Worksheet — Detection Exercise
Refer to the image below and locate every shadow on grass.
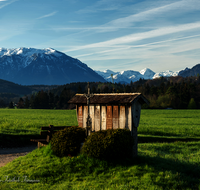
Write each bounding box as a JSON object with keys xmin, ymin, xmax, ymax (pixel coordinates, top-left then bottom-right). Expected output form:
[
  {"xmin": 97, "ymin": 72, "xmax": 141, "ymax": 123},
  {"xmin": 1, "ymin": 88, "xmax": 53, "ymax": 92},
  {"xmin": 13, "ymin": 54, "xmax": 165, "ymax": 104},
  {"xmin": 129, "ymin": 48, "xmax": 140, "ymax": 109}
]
[
  {"xmin": 0, "ymin": 133, "xmax": 41, "ymax": 148},
  {"xmin": 138, "ymin": 136, "xmax": 200, "ymax": 143},
  {"xmin": 138, "ymin": 154, "xmax": 200, "ymax": 189},
  {"xmin": 102, "ymin": 153, "xmax": 200, "ymax": 189}
]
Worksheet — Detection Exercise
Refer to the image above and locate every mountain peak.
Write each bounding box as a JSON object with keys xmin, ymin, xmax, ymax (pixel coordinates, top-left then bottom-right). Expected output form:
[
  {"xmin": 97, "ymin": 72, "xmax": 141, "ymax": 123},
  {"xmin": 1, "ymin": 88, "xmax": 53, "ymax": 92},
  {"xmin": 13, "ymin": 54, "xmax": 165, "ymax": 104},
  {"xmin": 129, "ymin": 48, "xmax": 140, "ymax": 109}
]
[
  {"xmin": 0, "ymin": 47, "xmax": 63, "ymax": 58},
  {"xmin": 140, "ymin": 68, "xmax": 155, "ymax": 76},
  {"xmin": 0, "ymin": 47, "xmax": 105, "ymax": 85}
]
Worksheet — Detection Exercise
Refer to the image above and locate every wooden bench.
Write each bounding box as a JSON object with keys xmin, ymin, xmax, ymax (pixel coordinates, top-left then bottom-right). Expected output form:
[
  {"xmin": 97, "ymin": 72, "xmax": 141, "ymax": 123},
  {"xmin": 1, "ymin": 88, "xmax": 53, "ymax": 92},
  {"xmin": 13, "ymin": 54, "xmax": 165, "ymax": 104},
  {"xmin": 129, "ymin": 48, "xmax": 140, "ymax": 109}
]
[{"xmin": 30, "ymin": 125, "xmax": 77, "ymax": 148}]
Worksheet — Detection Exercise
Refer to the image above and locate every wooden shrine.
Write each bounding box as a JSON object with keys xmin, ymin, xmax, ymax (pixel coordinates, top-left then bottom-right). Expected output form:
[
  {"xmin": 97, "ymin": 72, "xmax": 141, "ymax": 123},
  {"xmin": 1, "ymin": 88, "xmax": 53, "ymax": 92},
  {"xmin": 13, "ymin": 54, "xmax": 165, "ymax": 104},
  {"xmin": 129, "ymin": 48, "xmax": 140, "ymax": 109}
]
[{"xmin": 68, "ymin": 93, "xmax": 149, "ymax": 157}]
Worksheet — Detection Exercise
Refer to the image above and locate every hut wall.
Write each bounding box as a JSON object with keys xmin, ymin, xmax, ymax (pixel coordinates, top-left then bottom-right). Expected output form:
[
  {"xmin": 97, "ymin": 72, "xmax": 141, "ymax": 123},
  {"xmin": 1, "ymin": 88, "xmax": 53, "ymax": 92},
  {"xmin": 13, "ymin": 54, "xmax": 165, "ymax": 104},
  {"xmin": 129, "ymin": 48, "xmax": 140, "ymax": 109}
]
[{"xmin": 77, "ymin": 104, "xmax": 135, "ymax": 132}]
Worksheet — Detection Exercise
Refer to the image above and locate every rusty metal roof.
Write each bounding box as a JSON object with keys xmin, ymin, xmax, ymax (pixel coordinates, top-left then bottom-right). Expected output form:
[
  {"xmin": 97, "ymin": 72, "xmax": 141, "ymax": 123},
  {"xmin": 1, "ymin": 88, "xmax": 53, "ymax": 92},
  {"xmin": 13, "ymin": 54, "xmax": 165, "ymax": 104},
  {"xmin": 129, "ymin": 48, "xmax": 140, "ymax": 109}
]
[{"xmin": 68, "ymin": 93, "xmax": 149, "ymax": 105}]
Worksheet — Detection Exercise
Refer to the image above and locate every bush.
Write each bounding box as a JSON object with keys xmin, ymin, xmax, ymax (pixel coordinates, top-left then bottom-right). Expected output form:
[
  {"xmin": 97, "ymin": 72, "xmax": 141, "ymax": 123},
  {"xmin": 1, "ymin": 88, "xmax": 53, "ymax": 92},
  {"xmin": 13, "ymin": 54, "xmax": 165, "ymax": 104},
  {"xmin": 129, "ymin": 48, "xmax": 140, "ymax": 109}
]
[
  {"xmin": 50, "ymin": 126, "xmax": 86, "ymax": 157},
  {"xmin": 81, "ymin": 129, "xmax": 134, "ymax": 160}
]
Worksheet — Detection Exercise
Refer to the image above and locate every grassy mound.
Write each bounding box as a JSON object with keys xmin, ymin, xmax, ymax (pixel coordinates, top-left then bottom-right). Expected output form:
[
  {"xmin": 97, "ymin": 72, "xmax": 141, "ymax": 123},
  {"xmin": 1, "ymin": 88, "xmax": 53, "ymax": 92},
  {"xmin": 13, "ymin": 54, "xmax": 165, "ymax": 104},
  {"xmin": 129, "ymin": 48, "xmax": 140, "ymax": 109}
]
[{"xmin": 0, "ymin": 142, "xmax": 200, "ymax": 189}]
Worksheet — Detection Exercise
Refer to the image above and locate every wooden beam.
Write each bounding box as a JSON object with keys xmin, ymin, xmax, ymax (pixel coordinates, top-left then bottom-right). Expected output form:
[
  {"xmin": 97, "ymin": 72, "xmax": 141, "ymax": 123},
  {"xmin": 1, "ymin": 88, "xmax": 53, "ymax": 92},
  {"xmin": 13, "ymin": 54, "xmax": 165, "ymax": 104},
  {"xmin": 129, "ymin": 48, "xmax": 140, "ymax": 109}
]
[{"xmin": 132, "ymin": 101, "xmax": 141, "ymax": 128}]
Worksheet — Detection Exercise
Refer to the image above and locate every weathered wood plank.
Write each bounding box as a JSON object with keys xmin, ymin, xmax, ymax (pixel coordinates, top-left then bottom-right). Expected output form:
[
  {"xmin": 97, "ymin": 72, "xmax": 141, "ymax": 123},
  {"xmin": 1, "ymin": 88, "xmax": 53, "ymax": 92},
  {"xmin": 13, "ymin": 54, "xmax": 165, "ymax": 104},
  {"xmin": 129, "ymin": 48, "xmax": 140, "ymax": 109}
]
[
  {"xmin": 77, "ymin": 105, "xmax": 83, "ymax": 127},
  {"xmin": 106, "ymin": 105, "xmax": 113, "ymax": 129},
  {"xmin": 101, "ymin": 105, "xmax": 107, "ymax": 130},
  {"xmin": 126, "ymin": 105, "xmax": 132, "ymax": 131},
  {"xmin": 90, "ymin": 105, "xmax": 95, "ymax": 131},
  {"xmin": 83, "ymin": 106, "xmax": 88, "ymax": 129},
  {"xmin": 113, "ymin": 105, "xmax": 119, "ymax": 129},
  {"xmin": 119, "ymin": 106, "xmax": 126, "ymax": 129},
  {"xmin": 94, "ymin": 104, "xmax": 101, "ymax": 131}
]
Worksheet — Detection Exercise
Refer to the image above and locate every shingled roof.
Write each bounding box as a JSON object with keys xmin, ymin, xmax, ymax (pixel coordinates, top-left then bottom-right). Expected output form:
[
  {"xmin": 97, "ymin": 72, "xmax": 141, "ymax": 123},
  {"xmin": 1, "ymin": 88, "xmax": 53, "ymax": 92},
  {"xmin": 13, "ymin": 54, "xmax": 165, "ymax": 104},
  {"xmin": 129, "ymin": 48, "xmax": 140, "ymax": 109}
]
[{"xmin": 68, "ymin": 93, "xmax": 149, "ymax": 105}]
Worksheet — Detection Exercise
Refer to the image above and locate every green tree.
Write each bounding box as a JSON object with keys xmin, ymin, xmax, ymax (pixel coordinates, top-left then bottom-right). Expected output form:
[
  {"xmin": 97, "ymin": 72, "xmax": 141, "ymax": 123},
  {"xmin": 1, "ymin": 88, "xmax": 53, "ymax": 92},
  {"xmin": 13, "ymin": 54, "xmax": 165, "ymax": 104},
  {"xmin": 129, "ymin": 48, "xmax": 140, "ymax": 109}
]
[
  {"xmin": 188, "ymin": 98, "xmax": 196, "ymax": 109},
  {"xmin": 17, "ymin": 98, "xmax": 24, "ymax": 108},
  {"xmin": 9, "ymin": 101, "xmax": 14, "ymax": 108},
  {"xmin": 24, "ymin": 96, "xmax": 30, "ymax": 108}
]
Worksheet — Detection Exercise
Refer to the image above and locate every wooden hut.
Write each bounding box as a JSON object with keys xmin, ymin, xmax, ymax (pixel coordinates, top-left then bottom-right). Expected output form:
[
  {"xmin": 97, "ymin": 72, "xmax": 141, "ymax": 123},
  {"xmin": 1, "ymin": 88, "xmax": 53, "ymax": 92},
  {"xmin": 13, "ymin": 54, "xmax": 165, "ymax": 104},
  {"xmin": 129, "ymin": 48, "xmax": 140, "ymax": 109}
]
[{"xmin": 68, "ymin": 93, "xmax": 149, "ymax": 157}]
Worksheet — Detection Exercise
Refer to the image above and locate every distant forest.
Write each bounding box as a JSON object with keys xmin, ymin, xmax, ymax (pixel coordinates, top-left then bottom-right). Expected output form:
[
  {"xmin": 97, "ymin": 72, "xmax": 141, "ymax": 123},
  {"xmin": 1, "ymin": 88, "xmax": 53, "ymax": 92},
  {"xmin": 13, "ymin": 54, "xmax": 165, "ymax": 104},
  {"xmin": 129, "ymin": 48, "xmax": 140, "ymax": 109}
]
[{"xmin": 1, "ymin": 75, "xmax": 200, "ymax": 109}]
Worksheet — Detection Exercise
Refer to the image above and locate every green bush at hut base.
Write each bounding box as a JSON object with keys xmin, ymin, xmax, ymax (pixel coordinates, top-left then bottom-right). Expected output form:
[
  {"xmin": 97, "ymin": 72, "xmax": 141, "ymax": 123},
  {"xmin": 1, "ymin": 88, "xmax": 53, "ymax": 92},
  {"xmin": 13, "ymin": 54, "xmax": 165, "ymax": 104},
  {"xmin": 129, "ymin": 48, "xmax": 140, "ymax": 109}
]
[
  {"xmin": 50, "ymin": 126, "xmax": 86, "ymax": 157},
  {"xmin": 81, "ymin": 128, "xmax": 134, "ymax": 160}
]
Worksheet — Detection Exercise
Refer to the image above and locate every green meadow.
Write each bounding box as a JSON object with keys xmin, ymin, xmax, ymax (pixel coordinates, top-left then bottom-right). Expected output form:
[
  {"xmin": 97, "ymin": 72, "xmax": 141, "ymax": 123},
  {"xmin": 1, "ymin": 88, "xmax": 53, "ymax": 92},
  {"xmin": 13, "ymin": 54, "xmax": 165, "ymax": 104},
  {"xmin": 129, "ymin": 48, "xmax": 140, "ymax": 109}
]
[{"xmin": 0, "ymin": 109, "xmax": 200, "ymax": 189}]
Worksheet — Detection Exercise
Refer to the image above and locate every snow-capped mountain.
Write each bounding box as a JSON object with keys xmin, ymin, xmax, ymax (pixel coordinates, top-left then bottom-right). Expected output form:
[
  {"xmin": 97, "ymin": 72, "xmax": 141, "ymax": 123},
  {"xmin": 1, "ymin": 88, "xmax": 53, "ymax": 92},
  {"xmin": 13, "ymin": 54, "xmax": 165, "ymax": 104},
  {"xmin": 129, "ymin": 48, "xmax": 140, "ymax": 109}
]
[
  {"xmin": 0, "ymin": 47, "xmax": 105, "ymax": 85},
  {"xmin": 95, "ymin": 68, "xmax": 179, "ymax": 83},
  {"xmin": 140, "ymin": 68, "xmax": 156, "ymax": 79},
  {"xmin": 153, "ymin": 70, "xmax": 179, "ymax": 79}
]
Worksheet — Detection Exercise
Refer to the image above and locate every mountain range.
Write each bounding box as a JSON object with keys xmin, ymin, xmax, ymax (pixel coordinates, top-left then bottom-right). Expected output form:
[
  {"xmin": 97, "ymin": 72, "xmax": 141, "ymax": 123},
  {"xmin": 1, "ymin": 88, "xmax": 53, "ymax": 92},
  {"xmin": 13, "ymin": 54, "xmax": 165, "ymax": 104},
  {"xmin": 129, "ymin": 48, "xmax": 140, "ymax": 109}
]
[
  {"xmin": 0, "ymin": 47, "xmax": 105, "ymax": 85},
  {"xmin": 0, "ymin": 47, "xmax": 199, "ymax": 85},
  {"xmin": 95, "ymin": 68, "xmax": 179, "ymax": 84},
  {"xmin": 95, "ymin": 65, "xmax": 200, "ymax": 84}
]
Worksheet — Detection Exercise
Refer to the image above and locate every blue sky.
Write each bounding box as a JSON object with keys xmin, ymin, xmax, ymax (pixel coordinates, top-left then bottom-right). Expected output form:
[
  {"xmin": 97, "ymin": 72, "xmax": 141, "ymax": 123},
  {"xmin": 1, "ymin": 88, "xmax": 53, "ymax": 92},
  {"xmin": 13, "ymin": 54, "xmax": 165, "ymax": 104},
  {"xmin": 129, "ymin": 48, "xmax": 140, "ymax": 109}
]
[{"xmin": 0, "ymin": 0, "xmax": 200, "ymax": 72}]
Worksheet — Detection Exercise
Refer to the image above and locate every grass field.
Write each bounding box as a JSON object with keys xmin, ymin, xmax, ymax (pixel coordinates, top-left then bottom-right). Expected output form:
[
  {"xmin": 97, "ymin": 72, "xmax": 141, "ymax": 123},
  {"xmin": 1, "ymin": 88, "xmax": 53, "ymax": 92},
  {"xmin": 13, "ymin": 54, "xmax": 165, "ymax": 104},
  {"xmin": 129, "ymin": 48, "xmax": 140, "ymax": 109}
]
[
  {"xmin": 0, "ymin": 109, "xmax": 200, "ymax": 189},
  {"xmin": 0, "ymin": 109, "xmax": 78, "ymax": 147}
]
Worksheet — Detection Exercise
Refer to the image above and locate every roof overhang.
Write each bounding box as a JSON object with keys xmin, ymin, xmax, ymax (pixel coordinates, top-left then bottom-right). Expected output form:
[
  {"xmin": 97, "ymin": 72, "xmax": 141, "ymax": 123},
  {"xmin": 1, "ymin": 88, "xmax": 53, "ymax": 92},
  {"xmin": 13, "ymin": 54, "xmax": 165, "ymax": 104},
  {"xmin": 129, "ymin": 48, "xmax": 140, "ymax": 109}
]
[{"xmin": 68, "ymin": 93, "xmax": 149, "ymax": 105}]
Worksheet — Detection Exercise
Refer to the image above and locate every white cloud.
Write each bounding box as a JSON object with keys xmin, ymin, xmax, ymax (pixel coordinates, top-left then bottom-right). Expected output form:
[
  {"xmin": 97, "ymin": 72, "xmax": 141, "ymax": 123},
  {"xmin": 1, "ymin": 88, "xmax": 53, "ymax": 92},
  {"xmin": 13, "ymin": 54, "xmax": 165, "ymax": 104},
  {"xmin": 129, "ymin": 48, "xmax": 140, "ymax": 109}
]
[
  {"xmin": 65, "ymin": 22, "xmax": 200, "ymax": 52},
  {"xmin": 37, "ymin": 11, "xmax": 57, "ymax": 20},
  {"xmin": 77, "ymin": 0, "xmax": 122, "ymax": 14},
  {"xmin": 100, "ymin": 0, "xmax": 200, "ymax": 32},
  {"xmin": 0, "ymin": 0, "xmax": 18, "ymax": 9}
]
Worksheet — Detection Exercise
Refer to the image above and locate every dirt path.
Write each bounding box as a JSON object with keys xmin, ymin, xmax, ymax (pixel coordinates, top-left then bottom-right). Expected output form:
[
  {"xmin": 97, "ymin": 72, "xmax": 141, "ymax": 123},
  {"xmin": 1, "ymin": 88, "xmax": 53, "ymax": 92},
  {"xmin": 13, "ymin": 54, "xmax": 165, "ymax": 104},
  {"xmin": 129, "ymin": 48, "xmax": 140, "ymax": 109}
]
[{"xmin": 0, "ymin": 146, "xmax": 37, "ymax": 167}]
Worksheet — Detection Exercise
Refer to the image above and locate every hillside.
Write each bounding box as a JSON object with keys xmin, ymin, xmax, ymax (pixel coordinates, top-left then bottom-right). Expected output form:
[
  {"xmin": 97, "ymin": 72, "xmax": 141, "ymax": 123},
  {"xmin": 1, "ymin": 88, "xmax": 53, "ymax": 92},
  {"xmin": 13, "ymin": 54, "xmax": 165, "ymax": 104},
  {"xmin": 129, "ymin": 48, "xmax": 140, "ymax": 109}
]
[{"xmin": 0, "ymin": 79, "xmax": 32, "ymax": 95}]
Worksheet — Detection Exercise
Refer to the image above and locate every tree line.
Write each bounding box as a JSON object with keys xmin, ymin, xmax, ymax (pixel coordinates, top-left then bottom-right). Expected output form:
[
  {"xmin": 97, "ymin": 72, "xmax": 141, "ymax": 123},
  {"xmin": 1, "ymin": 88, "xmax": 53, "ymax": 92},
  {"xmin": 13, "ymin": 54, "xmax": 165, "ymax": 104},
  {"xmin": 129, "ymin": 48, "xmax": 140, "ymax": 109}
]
[{"xmin": 7, "ymin": 75, "xmax": 200, "ymax": 109}]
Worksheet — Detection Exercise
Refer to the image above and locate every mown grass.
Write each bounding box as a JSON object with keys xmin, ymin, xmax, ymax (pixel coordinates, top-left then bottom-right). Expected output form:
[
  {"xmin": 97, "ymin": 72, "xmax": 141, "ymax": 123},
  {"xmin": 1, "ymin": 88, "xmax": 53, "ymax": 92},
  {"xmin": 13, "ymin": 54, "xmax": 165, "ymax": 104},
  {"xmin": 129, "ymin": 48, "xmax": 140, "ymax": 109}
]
[
  {"xmin": 138, "ymin": 110, "xmax": 200, "ymax": 143},
  {"xmin": 0, "ymin": 109, "xmax": 78, "ymax": 147},
  {"xmin": 0, "ymin": 109, "xmax": 200, "ymax": 189},
  {"xmin": 0, "ymin": 109, "xmax": 78, "ymax": 135}
]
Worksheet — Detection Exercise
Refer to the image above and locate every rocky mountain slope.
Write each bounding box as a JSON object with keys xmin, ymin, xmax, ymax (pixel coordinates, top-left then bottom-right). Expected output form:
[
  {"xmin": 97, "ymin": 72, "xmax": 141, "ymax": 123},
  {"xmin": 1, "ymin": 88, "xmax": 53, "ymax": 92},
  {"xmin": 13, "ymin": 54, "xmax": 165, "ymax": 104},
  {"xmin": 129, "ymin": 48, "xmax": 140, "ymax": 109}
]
[
  {"xmin": 0, "ymin": 48, "xmax": 105, "ymax": 85},
  {"xmin": 178, "ymin": 64, "xmax": 200, "ymax": 77}
]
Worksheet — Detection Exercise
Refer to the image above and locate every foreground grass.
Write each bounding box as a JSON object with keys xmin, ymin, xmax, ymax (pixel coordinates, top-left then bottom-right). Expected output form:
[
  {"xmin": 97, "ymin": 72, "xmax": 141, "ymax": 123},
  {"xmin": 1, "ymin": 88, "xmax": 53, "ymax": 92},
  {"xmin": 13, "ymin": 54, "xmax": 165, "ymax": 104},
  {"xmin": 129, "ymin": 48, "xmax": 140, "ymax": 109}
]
[
  {"xmin": 0, "ymin": 142, "xmax": 199, "ymax": 190},
  {"xmin": 0, "ymin": 109, "xmax": 200, "ymax": 189}
]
